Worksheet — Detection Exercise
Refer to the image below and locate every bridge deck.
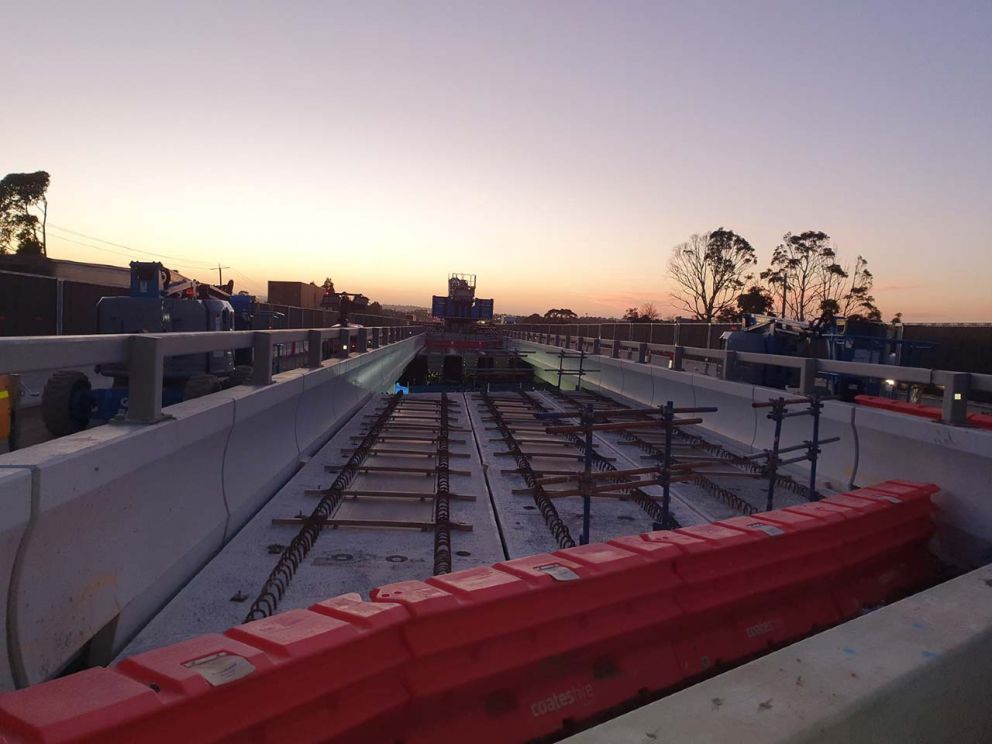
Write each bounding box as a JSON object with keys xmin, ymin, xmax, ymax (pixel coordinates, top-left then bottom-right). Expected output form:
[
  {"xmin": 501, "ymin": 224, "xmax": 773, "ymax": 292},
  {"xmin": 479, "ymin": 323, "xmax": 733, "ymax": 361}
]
[{"xmin": 120, "ymin": 388, "xmax": 826, "ymax": 659}]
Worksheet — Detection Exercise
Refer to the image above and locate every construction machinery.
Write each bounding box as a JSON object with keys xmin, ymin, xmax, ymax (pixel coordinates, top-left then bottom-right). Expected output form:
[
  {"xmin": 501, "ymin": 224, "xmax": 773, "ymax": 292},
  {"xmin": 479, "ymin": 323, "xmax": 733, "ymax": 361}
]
[
  {"xmin": 319, "ymin": 278, "xmax": 370, "ymax": 327},
  {"xmin": 431, "ymin": 273, "xmax": 495, "ymax": 331},
  {"xmin": 723, "ymin": 312, "xmax": 935, "ymax": 398},
  {"xmin": 41, "ymin": 262, "xmax": 252, "ymax": 436}
]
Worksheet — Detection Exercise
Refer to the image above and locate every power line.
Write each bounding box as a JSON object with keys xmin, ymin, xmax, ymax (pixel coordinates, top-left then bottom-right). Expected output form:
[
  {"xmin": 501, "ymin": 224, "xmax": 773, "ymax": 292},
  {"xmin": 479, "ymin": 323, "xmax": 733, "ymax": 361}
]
[
  {"xmin": 227, "ymin": 266, "xmax": 265, "ymax": 290},
  {"xmin": 47, "ymin": 233, "xmax": 222, "ymax": 277},
  {"xmin": 46, "ymin": 223, "xmax": 220, "ymax": 267},
  {"xmin": 45, "ymin": 222, "xmax": 264, "ymax": 291}
]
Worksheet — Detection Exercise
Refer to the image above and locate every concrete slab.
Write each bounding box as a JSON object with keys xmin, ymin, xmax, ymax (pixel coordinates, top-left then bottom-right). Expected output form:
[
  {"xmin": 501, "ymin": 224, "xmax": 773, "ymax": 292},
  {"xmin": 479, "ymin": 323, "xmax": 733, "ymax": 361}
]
[
  {"xmin": 563, "ymin": 565, "xmax": 992, "ymax": 744},
  {"xmin": 118, "ymin": 392, "xmax": 506, "ymax": 658}
]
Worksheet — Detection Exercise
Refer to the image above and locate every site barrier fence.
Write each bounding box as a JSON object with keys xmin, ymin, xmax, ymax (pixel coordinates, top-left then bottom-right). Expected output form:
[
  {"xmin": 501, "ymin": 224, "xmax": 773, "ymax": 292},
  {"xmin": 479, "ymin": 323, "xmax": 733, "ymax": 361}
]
[{"xmin": 0, "ymin": 480, "xmax": 937, "ymax": 744}]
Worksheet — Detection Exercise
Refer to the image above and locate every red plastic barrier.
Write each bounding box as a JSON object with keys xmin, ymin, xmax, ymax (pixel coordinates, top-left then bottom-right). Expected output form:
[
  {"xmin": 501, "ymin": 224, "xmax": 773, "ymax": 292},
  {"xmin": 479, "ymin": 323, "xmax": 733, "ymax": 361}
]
[
  {"xmin": 384, "ymin": 543, "xmax": 686, "ymax": 744},
  {"xmin": 855, "ymin": 395, "xmax": 942, "ymax": 421},
  {"xmin": 0, "ymin": 595, "xmax": 412, "ymax": 744},
  {"xmin": 0, "ymin": 481, "xmax": 939, "ymax": 744},
  {"xmin": 967, "ymin": 412, "xmax": 992, "ymax": 430},
  {"xmin": 855, "ymin": 395, "xmax": 992, "ymax": 431}
]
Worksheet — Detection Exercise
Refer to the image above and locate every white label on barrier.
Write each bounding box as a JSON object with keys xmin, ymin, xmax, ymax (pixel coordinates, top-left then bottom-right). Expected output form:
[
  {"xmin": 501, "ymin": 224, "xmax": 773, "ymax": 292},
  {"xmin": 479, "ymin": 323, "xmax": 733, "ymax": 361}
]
[
  {"xmin": 748, "ymin": 522, "xmax": 784, "ymax": 536},
  {"xmin": 536, "ymin": 563, "xmax": 580, "ymax": 582},
  {"xmin": 183, "ymin": 652, "xmax": 255, "ymax": 687},
  {"xmin": 876, "ymin": 494, "xmax": 902, "ymax": 503}
]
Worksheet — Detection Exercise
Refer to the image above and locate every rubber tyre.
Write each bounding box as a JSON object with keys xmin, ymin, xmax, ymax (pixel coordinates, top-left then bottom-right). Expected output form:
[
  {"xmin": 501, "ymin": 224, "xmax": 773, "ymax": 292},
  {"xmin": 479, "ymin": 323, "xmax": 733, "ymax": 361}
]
[
  {"xmin": 42, "ymin": 371, "xmax": 92, "ymax": 437},
  {"xmin": 183, "ymin": 374, "xmax": 221, "ymax": 401}
]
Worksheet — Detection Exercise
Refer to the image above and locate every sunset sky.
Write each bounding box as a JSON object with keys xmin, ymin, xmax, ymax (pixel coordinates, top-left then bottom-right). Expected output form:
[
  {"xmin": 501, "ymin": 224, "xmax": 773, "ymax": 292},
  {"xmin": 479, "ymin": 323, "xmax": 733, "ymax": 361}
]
[{"xmin": 3, "ymin": 1, "xmax": 990, "ymax": 320}]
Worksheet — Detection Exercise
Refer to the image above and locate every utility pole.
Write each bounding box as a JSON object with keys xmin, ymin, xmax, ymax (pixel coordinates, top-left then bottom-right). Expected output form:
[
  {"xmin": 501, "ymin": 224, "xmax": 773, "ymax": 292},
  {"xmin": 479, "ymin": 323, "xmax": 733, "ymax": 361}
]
[{"xmin": 216, "ymin": 264, "xmax": 231, "ymax": 285}]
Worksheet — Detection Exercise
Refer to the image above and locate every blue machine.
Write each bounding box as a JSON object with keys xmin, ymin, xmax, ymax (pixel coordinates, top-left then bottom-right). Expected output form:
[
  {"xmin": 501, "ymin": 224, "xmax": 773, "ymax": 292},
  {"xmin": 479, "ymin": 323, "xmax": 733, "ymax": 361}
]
[
  {"xmin": 41, "ymin": 262, "xmax": 254, "ymax": 436},
  {"xmin": 723, "ymin": 313, "xmax": 935, "ymax": 399},
  {"xmin": 431, "ymin": 273, "xmax": 494, "ymax": 325}
]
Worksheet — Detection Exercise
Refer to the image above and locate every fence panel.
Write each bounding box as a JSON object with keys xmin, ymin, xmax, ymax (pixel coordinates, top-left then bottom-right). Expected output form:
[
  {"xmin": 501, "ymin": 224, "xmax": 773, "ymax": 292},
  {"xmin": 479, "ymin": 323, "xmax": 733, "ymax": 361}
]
[
  {"xmin": 62, "ymin": 282, "xmax": 129, "ymax": 335},
  {"xmin": 650, "ymin": 324, "xmax": 675, "ymax": 344},
  {"xmin": 903, "ymin": 324, "xmax": 992, "ymax": 374},
  {"xmin": 0, "ymin": 273, "xmax": 58, "ymax": 336},
  {"xmin": 678, "ymin": 323, "xmax": 709, "ymax": 347}
]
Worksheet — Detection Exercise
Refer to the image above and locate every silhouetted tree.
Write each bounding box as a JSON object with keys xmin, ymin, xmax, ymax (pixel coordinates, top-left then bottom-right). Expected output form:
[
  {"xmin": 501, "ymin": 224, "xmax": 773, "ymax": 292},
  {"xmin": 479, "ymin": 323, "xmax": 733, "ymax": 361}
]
[
  {"xmin": 0, "ymin": 171, "xmax": 49, "ymax": 256},
  {"xmin": 761, "ymin": 232, "xmax": 880, "ymax": 321},
  {"xmin": 623, "ymin": 303, "xmax": 661, "ymax": 322},
  {"xmin": 717, "ymin": 285, "xmax": 774, "ymax": 322},
  {"xmin": 761, "ymin": 231, "xmax": 835, "ymax": 321},
  {"xmin": 544, "ymin": 308, "xmax": 578, "ymax": 322},
  {"xmin": 835, "ymin": 255, "xmax": 881, "ymax": 320},
  {"xmin": 668, "ymin": 228, "xmax": 757, "ymax": 322}
]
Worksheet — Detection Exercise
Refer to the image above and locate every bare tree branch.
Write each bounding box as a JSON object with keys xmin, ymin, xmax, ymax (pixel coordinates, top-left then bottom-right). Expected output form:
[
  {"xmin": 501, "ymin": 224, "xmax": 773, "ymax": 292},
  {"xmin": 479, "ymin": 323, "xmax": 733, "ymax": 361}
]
[{"xmin": 667, "ymin": 229, "xmax": 756, "ymax": 322}]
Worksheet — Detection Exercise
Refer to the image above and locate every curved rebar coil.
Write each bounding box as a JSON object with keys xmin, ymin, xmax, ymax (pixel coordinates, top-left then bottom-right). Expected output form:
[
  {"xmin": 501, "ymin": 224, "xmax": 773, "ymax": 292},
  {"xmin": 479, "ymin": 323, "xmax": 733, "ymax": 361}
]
[
  {"xmin": 433, "ymin": 393, "xmax": 452, "ymax": 575},
  {"xmin": 481, "ymin": 392, "xmax": 576, "ymax": 549},
  {"xmin": 243, "ymin": 393, "xmax": 404, "ymax": 621}
]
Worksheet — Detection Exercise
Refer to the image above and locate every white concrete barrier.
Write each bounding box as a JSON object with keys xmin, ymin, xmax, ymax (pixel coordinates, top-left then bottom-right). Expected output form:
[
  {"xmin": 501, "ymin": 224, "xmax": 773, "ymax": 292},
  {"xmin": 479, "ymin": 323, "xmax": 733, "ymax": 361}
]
[
  {"xmin": 853, "ymin": 405, "xmax": 992, "ymax": 567},
  {"xmin": 618, "ymin": 360, "xmax": 655, "ymax": 405},
  {"xmin": 293, "ymin": 337, "xmax": 420, "ymax": 457},
  {"xmin": 222, "ymin": 371, "xmax": 307, "ymax": 538},
  {"xmin": 690, "ymin": 373, "xmax": 758, "ymax": 446},
  {"xmin": 0, "ymin": 468, "xmax": 31, "ymax": 691},
  {"xmin": 294, "ymin": 363, "xmax": 345, "ymax": 455},
  {"xmin": 748, "ymin": 390, "xmax": 860, "ymax": 493},
  {"xmin": 510, "ymin": 337, "xmax": 992, "ymax": 565},
  {"xmin": 2, "ymin": 397, "xmax": 234, "ymax": 687},
  {"xmin": 647, "ymin": 365, "xmax": 696, "ymax": 409},
  {"xmin": 0, "ymin": 336, "xmax": 423, "ymax": 690},
  {"xmin": 564, "ymin": 564, "xmax": 992, "ymax": 744}
]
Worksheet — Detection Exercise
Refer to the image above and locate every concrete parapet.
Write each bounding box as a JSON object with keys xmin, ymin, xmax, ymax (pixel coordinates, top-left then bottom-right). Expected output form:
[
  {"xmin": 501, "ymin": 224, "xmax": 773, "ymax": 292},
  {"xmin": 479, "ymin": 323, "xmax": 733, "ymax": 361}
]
[
  {"xmin": 223, "ymin": 372, "xmax": 306, "ymax": 538},
  {"xmin": 564, "ymin": 564, "xmax": 992, "ymax": 744},
  {"xmin": 0, "ymin": 469, "xmax": 31, "ymax": 691},
  {"xmin": 0, "ymin": 336, "xmax": 423, "ymax": 690},
  {"xmin": 0, "ymin": 396, "xmax": 234, "ymax": 687},
  {"xmin": 510, "ymin": 337, "xmax": 992, "ymax": 568}
]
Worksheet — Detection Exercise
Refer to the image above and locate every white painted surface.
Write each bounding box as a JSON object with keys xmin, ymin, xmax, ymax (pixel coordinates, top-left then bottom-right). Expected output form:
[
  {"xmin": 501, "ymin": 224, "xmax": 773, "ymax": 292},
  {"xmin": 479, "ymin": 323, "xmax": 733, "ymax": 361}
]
[
  {"xmin": 0, "ymin": 336, "xmax": 421, "ymax": 689},
  {"xmin": 564, "ymin": 564, "xmax": 992, "ymax": 744}
]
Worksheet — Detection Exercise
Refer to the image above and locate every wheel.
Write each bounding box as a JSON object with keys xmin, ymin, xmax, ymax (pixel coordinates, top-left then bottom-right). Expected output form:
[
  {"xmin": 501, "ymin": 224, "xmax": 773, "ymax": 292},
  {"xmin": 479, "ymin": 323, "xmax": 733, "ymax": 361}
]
[
  {"xmin": 183, "ymin": 374, "xmax": 221, "ymax": 401},
  {"xmin": 42, "ymin": 371, "xmax": 93, "ymax": 436},
  {"xmin": 227, "ymin": 365, "xmax": 253, "ymax": 387}
]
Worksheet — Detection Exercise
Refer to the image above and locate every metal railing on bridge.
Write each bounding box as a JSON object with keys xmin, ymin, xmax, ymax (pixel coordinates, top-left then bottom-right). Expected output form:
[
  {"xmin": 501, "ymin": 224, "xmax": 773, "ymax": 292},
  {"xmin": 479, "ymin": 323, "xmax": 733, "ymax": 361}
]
[
  {"xmin": 503, "ymin": 329, "xmax": 992, "ymax": 426},
  {"xmin": 0, "ymin": 325, "xmax": 426, "ymax": 424}
]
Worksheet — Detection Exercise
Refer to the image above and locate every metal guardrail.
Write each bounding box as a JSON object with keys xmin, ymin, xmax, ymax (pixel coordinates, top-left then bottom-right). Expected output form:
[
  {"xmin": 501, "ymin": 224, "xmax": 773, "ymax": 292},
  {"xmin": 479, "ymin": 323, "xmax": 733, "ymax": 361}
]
[
  {"xmin": 0, "ymin": 325, "xmax": 426, "ymax": 424},
  {"xmin": 504, "ymin": 330, "xmax": 992, "ymax": 426}
]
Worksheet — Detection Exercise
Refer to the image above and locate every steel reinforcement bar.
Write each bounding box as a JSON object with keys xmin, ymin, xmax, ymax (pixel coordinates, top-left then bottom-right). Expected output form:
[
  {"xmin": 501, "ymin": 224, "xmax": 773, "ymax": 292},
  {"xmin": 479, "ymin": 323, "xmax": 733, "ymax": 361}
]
[
  {"xmin": 243, "ymin": 393, "xmax": 404, "ymax": 620},
  {"xmin": 480, "ymin": 393, "xmax": 576, "ymax": 549},
  {"xmin": 557, "ymin": 387, "xmax": 806, "ymax": 514},
  {"xmin": 522, "ymin": 390, "xmax": 678, "ymax": 529},
  {"xmin": 433, "ymin": 393, "xmax": 453, "ymax": 575}
]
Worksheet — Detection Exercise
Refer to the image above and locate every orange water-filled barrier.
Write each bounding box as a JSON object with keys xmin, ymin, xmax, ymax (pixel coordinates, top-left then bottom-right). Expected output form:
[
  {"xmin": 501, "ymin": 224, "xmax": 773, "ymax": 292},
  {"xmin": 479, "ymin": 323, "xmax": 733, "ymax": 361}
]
[
  {"xmin": 0, "ymin": 481, "xmax": 938, "ymax": 744},
  {"xmin": 856, "ymin": 394, "xmax": 992, "ymax": 430}
]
